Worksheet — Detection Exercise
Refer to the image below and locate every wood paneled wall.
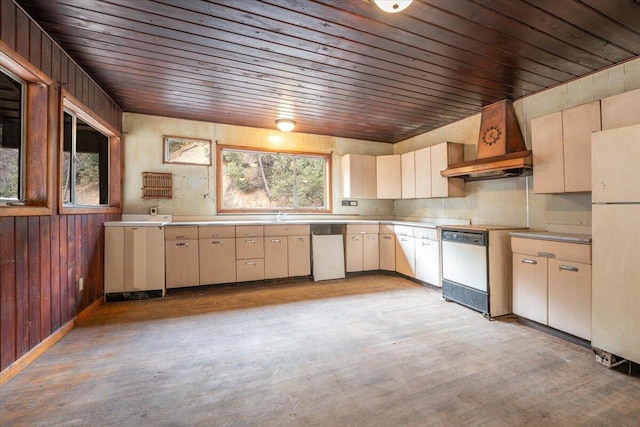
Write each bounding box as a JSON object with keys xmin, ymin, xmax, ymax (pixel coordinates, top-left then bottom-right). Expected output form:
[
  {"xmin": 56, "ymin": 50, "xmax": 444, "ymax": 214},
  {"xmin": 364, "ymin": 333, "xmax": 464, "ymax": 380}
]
[{"xmin": 1, "ymin": 0, "xmax": 123, "ymax": 372}]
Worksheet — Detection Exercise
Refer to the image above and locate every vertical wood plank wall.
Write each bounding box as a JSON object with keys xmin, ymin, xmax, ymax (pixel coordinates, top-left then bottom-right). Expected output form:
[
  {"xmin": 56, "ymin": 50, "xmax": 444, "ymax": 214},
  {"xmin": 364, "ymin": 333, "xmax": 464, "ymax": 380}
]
[{"xmin": 1, "ymin": 1, "xmax": 124, "ymax": 372}]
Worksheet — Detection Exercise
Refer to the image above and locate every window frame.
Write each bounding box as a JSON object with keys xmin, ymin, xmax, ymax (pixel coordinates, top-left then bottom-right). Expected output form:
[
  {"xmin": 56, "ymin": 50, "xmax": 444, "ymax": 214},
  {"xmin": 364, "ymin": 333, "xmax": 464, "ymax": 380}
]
[
  {"xmin": 0, "ymin": 65, "xmax": 26, "ymax": 202},
  {"xmin": 58, "ymin": 89, "xmax": 122, "ymax": 215},
  {"xmin": 216, "ymin": 144, "xmax": 332, "ymax": 214},
  {"xmin": 0, "ymin": 40, "xmax": 53, "ymax": 217}
]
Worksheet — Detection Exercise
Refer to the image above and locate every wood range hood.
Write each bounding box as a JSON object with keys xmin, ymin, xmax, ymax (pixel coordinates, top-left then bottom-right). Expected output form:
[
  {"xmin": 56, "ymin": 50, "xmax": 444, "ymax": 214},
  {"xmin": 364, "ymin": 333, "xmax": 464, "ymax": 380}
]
[{"xmin": 441, "ymin": 100, "xmax": 532, "ymax": 181}]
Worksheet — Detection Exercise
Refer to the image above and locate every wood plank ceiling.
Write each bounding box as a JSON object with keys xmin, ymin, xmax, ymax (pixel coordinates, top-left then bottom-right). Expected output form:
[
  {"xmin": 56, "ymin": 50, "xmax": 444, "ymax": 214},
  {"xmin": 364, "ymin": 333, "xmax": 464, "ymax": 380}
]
[{"xmin": 13, "ymin": 0, "xmax": 640, "ymax": 143}]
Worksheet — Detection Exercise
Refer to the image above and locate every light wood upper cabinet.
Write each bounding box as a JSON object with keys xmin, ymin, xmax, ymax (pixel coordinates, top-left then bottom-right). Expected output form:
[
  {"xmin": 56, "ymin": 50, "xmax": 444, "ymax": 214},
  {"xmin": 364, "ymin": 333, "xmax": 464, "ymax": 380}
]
[
  {"xmin": 414, "ymin": 146, "xmax": 432, "ymax": 198},
  {"xmin": 532, "ymin": 101, "xmax": 601, "ymax": 193},
  {"xmin": 430, "ymin": 142, "xmax": 465, "ymax": 198},
  {"xmin": 601, "ymin": 88, "xmax": 640, "ymax": 130},
  {"xmin": 401, "ymin": 151, "xmax": 416, "ymax": 199},
  {"xmin": 376, "ymin": 154, "xmax": 401, "ymax": 199},
  {"xmin": 341, "ymin": 154, "xmax": 377, "ymax": 199},
  {"xmin": 562, "ymin": 101, "xmax": 601, "ymax": 192}
]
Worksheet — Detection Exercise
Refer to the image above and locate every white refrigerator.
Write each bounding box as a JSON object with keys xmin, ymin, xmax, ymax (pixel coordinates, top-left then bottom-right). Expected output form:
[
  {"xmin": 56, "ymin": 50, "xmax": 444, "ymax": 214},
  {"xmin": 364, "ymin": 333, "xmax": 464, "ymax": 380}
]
[{"xmin": 591, "ymin": 123, "xmax": 640, "ymax": 364}]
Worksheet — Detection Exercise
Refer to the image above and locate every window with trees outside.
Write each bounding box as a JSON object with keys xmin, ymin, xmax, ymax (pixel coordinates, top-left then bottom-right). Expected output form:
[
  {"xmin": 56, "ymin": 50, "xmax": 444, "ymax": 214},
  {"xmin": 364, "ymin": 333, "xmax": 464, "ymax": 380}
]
[
  {"xmin": 62, "ymin": 109, "xmax": 109, "ymax": 206},
  {"xmin": 0, "ymin": 66, "xmax": 25, "ymax": 202},
  {"xmin": 218, "ymin": 145, "xmax": 331, "ymax": 213}
]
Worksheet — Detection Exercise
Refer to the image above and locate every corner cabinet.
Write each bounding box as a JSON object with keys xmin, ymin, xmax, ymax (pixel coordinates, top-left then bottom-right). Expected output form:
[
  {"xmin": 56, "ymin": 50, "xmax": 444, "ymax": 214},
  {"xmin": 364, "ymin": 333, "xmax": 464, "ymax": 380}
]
[
  {"xmin": 105, "ymin": 225, "xmax": 165, "ymax": 294},
  {"xmin": 531, "ymin": 101, "xmax": 601, "ymax": 193},
  {"xmin": 379, "ymin": 224, "xmax": 396, "ymax": 271},
  {"xmin": 341, "ymin": 154, "xmax": 377, "ymax": 199},
  {"xmin": 511, "ymin": 236, "xmax": 592, "ymax": 340}
]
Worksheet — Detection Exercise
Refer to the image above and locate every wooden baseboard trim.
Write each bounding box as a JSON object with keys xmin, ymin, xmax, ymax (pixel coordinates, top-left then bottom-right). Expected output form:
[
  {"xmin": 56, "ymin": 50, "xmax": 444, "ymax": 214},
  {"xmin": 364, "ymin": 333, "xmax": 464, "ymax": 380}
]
[{"xmin": 0, "ymin": 298, "xmax": 103, "ymax": 386}]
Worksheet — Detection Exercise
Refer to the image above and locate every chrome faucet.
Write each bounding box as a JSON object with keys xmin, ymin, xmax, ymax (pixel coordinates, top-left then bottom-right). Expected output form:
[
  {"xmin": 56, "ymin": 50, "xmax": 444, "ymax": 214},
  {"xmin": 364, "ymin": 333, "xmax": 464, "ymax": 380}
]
[{"xmin": 276, "ymin": 211, "xmax": 288, "ymax": 223}]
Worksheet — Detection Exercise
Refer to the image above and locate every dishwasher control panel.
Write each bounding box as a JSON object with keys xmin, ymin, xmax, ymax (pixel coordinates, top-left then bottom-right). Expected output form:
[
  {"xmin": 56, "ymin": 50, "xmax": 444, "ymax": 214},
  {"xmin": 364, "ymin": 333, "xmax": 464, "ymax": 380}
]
[{"xmin": 441, "ymin": 229, "xmax": 487, "ymax": 246}]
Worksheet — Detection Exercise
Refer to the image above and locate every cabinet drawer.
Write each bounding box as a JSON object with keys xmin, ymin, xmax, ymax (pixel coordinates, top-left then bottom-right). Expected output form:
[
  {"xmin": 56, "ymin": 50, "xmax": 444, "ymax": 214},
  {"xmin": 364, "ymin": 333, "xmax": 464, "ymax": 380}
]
[
  {"xmin": 413, "ymin": 227, "xmax": 438, "ymax": 240},
  {"xmin": 511, "ymin": 237, "xmax": 591, "ymax": 264},
  {"xmin": 236, "ymin": 259, "xmax": 265, "ymax": 282},
  {"xmin": 346, "ymin": 223, "xmax": 379, "ymax": 235},
  {"xmin": 236, "ymin": 237, "xmax": 265, "ymax": 259},
  {"xmin": 165, "ymin": 226, "xmax": 198, "ymax": 240},
  {"xmin": 264, "ymin": 224, "xmax": 310, "ymax": 236},
  {"xmin": 236, "ymin": 225, "xmax": 264, "ymax": 238},
  {"xmin": 379, "ymin": 224, "xmax": 394, "ymax": 234},
  {"xmin": 394, "ymin": 225, "xmax": 414, "ymax": 237},
  {"xmin": 198, "ymin": 226, "xmax": 235, "ymax": 239}
]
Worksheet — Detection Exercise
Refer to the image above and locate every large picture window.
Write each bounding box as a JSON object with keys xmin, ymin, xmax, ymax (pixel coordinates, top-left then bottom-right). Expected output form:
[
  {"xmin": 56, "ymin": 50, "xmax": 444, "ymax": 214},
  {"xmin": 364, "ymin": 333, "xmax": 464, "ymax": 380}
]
[
  {"xmin": 0, "ymin": 66, "xmax": 25, "ymax": 202},
  {"xmin": 218, "ymin": 145, "xmax": 331, "ymax": 213}
]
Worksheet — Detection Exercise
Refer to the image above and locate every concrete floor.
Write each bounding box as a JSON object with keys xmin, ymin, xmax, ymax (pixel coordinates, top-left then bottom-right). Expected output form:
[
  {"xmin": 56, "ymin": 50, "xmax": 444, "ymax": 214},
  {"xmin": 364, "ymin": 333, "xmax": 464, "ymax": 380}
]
[{"xmin": 1, "ymin": 275, "xmax": 639, "ymax": 426}]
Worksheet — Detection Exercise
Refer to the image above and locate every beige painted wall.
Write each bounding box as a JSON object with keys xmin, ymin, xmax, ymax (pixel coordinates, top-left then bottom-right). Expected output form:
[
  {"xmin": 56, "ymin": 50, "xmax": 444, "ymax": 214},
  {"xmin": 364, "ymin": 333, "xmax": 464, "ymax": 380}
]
[
  {"xmin": 122, "ymin": 114, "xmax": 394, "ymax": 216},
  {"xmin": 394, "ymin": 57, "xmax": 640, "ymax": 229}
]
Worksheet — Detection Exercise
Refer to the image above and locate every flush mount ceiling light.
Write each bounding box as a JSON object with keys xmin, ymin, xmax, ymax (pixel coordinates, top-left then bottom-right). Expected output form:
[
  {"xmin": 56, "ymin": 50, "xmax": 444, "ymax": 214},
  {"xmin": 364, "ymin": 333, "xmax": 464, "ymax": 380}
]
[
  {"xmin": 275, "ymin": 119, "xmax": 296, "ymax": 132},
  {"xmin": 372, "ymin": 0, "xmax": 413, "ymax": 13}
]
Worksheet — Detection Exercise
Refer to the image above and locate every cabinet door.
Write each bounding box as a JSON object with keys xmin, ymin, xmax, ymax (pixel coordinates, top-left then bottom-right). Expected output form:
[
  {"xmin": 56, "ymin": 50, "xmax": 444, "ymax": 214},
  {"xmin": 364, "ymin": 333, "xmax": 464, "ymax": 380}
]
[
  {"xmin": 124, "ymin": 227, "xmax": 149, "ymax": 291},
  {"xmin": 379, "ymin": 234, "xmax": 396, "ymax": 271},
  {"xmin": 395, "ymin": 236, "xmax": 415, "ymax": 278},
  {"xmin": 431, "ymin": 142, "xmax": 465, "ymax": 198},
  {"xmin": 376, "ymin": 154, "xmax": 401, "ymax": 199},
  {"xmin": 362, "ymin": 155, "xmax": 377, "ymax": 198},
  {"xmin": 342, "ymin": 154, "xmax": 363, "ymax": 198},
  {"xmin": 345, "ymin": 234, "xmax": 363, "ymax": 272},
  {"xmin": 165, "ymin": 240, "xmax": 199, "ymax": 288},
  {"xmin": 562, "ymin": 101, "xmax": 600, "ymax": 192},
  {"xmin": 363, "ymin": 234, "xmax": 379, "ymax": 271},
  {"xmin": 144, "ymin": 227, "xmax": 165, "ymax": 291},
  {"xmin": 265, "ymin": 236, "xmax": 288, "ymax": 279},
  {"xmin": 415, "ymin": 238, "xmax": 440, "ymax": 286},
  {"xmin": 104, "ymin": 227, "xmax": 124, "ymax": 293},
  {"xmin": 401, "ymin": 151, "xmax": 416, "ymax": 199},
  {"xmin": 532, "ymin": 111, "xmax": 564, "ymax": 193},
  {"xmin": 601, "ymin": 88, "xmax": 640, "ymax": 130},
  {"xmin": 512, "ymin": 253, "xmax": 548, "ymax": 324},
  {"xmin": 199, "ymin": 238, "xmax": 236, "ymax": 285},
  {"xmin": 288, "ymin": 235, "xmax": 311, "ymax": 277},
  {"xmin": 236, "ymin": 237, "xmax": 265, "ymax": 259},
  {"xmin": 548, "ymin": 259, "xmax": 592, "ymax": 340},
  {"xmin": 414, "ymin": 146, "xmax": 432, "ymax": 198}
]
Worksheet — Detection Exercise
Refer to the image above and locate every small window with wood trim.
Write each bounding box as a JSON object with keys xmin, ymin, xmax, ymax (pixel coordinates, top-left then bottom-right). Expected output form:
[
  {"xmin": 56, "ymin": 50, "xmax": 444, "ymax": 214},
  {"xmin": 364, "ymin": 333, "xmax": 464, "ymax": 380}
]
[
  {"xmin": 0, "ymin": 66, "xmax": 25, "ymax": 203},
  {"xmin": 217, "ymin": 145, "xmax": 331, "ymax": 213}
]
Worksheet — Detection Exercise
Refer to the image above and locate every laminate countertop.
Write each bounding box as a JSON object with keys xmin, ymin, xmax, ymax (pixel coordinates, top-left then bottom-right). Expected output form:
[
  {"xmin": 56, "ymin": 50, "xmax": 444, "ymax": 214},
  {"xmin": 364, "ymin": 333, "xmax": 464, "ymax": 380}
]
[{"xmin": 509, "ymin": 231, "xmax": 592, "ymax": 244}]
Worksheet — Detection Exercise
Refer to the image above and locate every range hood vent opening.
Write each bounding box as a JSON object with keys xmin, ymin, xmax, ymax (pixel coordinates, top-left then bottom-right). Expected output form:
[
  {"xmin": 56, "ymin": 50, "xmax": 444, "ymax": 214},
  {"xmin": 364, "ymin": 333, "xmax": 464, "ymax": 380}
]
[{"xmin": 441, "ymin": 99, "xmax": 532, "ymax": 181}]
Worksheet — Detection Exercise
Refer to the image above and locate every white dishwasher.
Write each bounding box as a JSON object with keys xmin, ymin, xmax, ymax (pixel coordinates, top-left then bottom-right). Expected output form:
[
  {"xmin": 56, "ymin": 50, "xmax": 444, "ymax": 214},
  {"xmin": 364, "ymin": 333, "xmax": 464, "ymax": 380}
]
[{"xmin": 441, "ymin": 225, "xmax": 526, "ymax": 319}]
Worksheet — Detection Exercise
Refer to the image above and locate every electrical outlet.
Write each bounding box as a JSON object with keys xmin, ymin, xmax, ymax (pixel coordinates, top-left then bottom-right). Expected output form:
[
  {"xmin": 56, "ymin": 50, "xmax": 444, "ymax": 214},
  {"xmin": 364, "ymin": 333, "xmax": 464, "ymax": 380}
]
[{"xmin": 78, "ymin": 277, "xmax": 84, "ymax": 292}]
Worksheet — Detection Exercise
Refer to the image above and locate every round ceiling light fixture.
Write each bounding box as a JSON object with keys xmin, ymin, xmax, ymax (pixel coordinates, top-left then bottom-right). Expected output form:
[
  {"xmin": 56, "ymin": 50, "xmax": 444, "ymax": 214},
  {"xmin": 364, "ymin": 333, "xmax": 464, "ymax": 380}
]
[
  {"xmin": 372, "ymin": 0, "xmax": 413, "ymax": 13},
  {"xmin": 275, "ymin": 119, "xmax": 296, "ymax": 132}
]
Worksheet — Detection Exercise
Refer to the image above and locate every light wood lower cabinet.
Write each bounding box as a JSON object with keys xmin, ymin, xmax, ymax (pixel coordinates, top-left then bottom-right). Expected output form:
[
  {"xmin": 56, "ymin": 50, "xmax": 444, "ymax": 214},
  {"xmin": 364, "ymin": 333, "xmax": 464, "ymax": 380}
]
[
  {"xmin": 415, "ymin": 237, "xmax": 439, "ymax": 286},
  {"xmin": 105, "ymin": 226, "xmax": 165, "ymax": 294},
  {"xmin": 512, "ymin": 253, "xmax": 548, "ymax": 325},
  {"xmin": 165, "ymin": 227, "xmax": 200, "ymax": 289},
  {"xmin": 199, "ymin": 238, "xmax": 236, "ymax": 285},
  {"xmin": 395, "ymin": 225, "xmax": 415, "ymax": 278},
  {"xmin": 511, "ymin": 237, "xmax": 592, "ymax": 340},
  {"xmin": 236, "ymin": 259, "xmax": 265, "ymax": 282},
  {"xmin": 265, "ymin": 236, "xmax": 288, "ymax": 279},
  {"xmin": 345, "ymin": 224, "xmax": 379, "ymax": 272},
  {"xmin": 288, "ymin": 235, "xmax": 311, "ymax": 277},
  {"xmin": 379, "ymin": 231, "xmax": 396, "ymax": 271},
  {"xmin": 548, "ymin": 259, "xmax": 592, "ymax": 341}
]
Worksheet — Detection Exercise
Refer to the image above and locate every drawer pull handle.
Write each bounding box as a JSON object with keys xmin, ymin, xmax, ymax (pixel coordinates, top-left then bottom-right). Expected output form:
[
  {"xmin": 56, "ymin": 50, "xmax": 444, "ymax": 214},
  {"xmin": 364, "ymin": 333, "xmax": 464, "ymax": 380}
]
[
  {"xmin": 383, "ymin": 236, "xmax": 392, "ymax": 240},
  {"xmin": 176, "ymin": 242, "xmax": 189, "ymax": 247},
  {"xmin": 560, "ymin": 265, "xmax": 579, "ymax": 273},
  {"xmin": 351, "ymin": 236, "xmax": 360, "ymax": 240},
  {"xmin": 245, "ymin": 240, "xmax": 256, "ymax": 244},
  {"xmin": 295, "ymin": 237, "xmax": 304, "ymax": 242},
  {"xmin": 401, "ymin": 238, "xmax": 408, "ymax": 242},
  {"xmin": 210, "ymin": 234, "xmax": 223, "ymax": 239},
  {"xmin": 521, "ymin": 258, "xmax": 537, "ymax": 265},
  {"xmin": 245, "ymin": 233, "xmax": 256, "ymax": 237},
  {"xmin": 367, "ymin": 235, "xmax": 376, "ymax": 239},
  {"xmin": 271, "ymin": 239, "xmax": 281, "ymax": 243},
  {"xmin": 360, "ymin": 231, "xmax": 367, "ymax": 234},
  {"xmin": 400, "ymin": 232, "xmax": 408, "ymax": 236},
  {"xmin": 211, "ymin": 241, "xmax": 223, "ymax": 245},
  {"xmin": 538, "ymin": 251, "xmax": 556, "ymax": 258},
  {"xmin": 245, "ymin": 261, "xmax": 256, "ymax": 266},
  {"xmin": 130, "ymin": 227, "xmax": 138, "ymax": 230},
  {"xmin": 175, "ymin": 235, "xmax": 187, "ymax": 239},
  {"xmin": 422, "ymin": 242, "xmax": 430, "ymax": 246}
]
